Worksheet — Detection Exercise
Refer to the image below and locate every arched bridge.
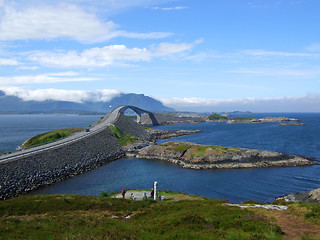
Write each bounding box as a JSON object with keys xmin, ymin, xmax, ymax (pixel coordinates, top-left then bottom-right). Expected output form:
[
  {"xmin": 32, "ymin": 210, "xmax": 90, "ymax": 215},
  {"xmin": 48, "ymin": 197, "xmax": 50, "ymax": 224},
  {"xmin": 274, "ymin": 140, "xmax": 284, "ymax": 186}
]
[
  {"xmin": 0, "ymin": 105, "xmax": 159, "ymax": 199},
  {"xmin": 0, "ymin": 106, "xmax": 158, "ymax": 164},
  {"xmin": 112, "ymin": 105, "xmax": 159, "ymax": 126}
]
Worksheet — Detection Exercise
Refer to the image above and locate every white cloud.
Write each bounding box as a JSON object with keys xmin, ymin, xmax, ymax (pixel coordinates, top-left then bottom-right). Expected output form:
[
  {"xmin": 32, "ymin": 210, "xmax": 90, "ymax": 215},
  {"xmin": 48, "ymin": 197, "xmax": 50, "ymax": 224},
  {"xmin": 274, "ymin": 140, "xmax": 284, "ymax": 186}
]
[
  {"xmin": 29, "ymin": 45, "xmax": 151, "ymax": 67},
  {"xmin": 151, "ymin": 6, "xmax": 188, "ymax": 11},
  {"xmin": 0, "ymin": 4, "xmax": 115, "ymax": 42},
  {"xmin": 1, "ymin": 87, "xmax": 121, "ymax": 103},
  {"xmin": 160, "ymin": 94, "xmax": 320, "ymax": 112},
  {"xmin": 17, "ymin": 66, "xmax": 39, "ymax": 70},
  {"xmin": 152, "ymin": 39, "xmax": 203, "ymax": 57},
  {"xmin": 116, "ymin": 31, "xmax": 172, "ymax": 39},
  {"xmin": 228, "ymin": 68, "xmax": 320, "ymax": 77},
  {"xmin": 240, "ymin": 49, "xmax": 319, "ymax": 58},
  {"xmin": 0, "ymin": 3, "xmax": 171, "ymax": 42},
  {"xmin": 0, "ymin": 58, "xmax": 20, "ymax": 65},
  {"xmin": 0, "ymin": 72, "xmax": 101, "ymax": 85},
  {"xmin": 28, "ymin": 40, "xmax": 200, "ymax": 67}
]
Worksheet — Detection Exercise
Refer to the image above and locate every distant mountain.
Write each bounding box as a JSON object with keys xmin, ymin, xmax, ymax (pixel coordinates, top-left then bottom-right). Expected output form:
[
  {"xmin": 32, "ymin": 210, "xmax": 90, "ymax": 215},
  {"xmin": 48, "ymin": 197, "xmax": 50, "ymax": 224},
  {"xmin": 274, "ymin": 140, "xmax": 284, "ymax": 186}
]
[{"xmin": 0, "ymin": 91, "xmax": 174, "ymax": 113}]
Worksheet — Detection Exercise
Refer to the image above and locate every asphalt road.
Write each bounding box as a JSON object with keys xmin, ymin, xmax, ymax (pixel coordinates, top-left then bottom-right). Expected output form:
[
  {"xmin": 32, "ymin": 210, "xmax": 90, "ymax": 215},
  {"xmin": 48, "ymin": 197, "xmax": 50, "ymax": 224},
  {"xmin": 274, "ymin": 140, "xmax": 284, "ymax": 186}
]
[{"xmin": 0, "ymin": 107, "xmax": 121, "ymax": 164}]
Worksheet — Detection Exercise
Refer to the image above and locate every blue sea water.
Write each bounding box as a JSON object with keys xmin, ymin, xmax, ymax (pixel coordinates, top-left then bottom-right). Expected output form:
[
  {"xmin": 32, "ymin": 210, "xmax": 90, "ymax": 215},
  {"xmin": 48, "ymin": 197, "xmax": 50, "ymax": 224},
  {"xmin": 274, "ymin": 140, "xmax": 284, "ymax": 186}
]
[
  {"xmin": 0, "ymin": 114, "xmax": 102, "ymax": 153},
  {"xmin": 1, "ymin": 113, "xmax": 320, "ymax": 203}
]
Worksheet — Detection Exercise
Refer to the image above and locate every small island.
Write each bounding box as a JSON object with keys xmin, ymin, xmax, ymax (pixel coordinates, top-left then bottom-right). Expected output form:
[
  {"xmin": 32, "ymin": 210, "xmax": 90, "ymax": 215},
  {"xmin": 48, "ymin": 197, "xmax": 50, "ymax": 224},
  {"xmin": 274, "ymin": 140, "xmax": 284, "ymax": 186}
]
[
  {"xmin": 207, "ymin": 114, "xmax": 304, "ymax": 125},
  {"xmin": 127, "ymin": 141, "xmax": 313, "ymax": 169}
]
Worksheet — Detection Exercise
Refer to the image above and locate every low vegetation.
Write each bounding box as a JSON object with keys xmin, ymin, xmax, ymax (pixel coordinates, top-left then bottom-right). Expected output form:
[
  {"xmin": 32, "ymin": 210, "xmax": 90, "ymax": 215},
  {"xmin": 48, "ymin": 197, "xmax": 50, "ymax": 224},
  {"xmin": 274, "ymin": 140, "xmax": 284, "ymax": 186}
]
[
  {"xmin": 208, "ymin": 113, "xmax": 229, "ymax": 121},
  {"xmin": 160, "ymin": 142, "xmax": 236, "ymax": 157},
  {"xmin": 160, "ymin": 142, "xmax": 192, "ymax": 152},
  {"xmin": 232, "ymin": 117, "xmax": 257, "ymax": 121},
  {"xmin": 0, "ymin": 194, "xmax": 287, "ymax": 240},
  {"xmin": 109, "ymin": 125, "xmax": 137, "ymax": 146},
  {"xmin": 189, "ymin": 145, "xmax": 234, "ymax": 158},
  {"xmin": 22, "ymin": 128, "xmax": 84, "ymax": 148}
]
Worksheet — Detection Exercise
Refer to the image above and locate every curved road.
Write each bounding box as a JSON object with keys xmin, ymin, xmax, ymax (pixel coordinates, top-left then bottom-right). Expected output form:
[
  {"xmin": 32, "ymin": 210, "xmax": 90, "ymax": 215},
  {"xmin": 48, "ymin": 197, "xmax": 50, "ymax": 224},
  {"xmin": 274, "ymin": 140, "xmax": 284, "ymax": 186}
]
[{"xmin": 0, "ymin": 105, "xmax": 153, "ymax": 164}]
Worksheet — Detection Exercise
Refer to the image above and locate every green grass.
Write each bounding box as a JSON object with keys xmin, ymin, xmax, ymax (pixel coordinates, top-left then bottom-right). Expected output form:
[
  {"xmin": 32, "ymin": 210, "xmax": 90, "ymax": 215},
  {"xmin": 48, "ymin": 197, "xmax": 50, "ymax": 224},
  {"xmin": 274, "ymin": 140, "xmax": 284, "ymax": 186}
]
[
  {"xmin": 189, "ymin": 145, "xmax": 234, "ymax": 158},
  {"xmin": 231, "ymin": 117, "xmax": 257, "ymax": 121},
  {"xmin": 190, "ymin": 145, "xmax": 208, "ymax": 157},
  {"xmin": 303, "ymin": 202, "xmax": 320, "ymax": 223},
  {"xmin": 160, "ymin": 142, "xmax": 192, "ymax": 152},
  {"xmin": 0, "ymin": 194, "xmax": 283, "ymax": 240},
  {"xmin": 208, "ymin": 113, "xmax": 229, "ymax": 121},
  {"xmin": 109, "ymin": 125, "xmax": 137, "ymax": 146},
  {"xmin": 22, "ymin": 128, "xmax": 84, "ymax": 148},
  {"xmin": 160, "ymin": 142, "xmax": 237, "ymax": 158}
]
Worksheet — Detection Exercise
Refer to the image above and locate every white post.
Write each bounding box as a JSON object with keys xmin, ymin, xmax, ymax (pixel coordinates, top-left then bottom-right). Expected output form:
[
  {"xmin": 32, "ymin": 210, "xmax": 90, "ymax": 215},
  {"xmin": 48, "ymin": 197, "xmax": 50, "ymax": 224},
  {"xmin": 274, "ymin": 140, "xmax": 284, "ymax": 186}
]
[{"xmin": 154, "ymin": 181, "xmax": 158, "ymax": 200}]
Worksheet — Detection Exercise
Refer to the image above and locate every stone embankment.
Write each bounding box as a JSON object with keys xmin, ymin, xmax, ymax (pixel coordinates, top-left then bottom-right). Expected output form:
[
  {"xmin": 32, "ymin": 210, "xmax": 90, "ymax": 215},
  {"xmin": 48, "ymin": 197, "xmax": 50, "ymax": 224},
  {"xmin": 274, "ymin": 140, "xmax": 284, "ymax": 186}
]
[
  {"xmin": 128, "ymin": 141, "xmax": 313, "ymax": 170},
  {"xmin": 0, "ymin": 114, "xmax": 200, "ymax": 200},
  {"xmin": 0, "ymin": 127, "xmax": 124, "ymax": 200}
]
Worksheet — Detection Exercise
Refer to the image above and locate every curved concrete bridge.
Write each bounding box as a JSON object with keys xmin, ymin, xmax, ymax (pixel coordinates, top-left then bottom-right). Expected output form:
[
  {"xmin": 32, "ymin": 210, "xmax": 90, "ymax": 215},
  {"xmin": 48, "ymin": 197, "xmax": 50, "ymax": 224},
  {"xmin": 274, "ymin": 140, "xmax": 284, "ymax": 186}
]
[
  {"xmin": 0, "ymin": 106, "xmax": 158, "ymax": 199},
  {"xmin": 109, "ymin": 105, "xmax": 159, "ymax": 126},
  {"xmin": 0, "ymin": 105, "xmax": 157, "ymax": 164}
]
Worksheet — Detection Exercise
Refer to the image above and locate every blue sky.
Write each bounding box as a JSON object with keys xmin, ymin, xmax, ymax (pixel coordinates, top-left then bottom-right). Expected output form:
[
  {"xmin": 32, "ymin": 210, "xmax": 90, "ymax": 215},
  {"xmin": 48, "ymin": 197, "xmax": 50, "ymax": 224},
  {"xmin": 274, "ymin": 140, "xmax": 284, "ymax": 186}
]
[{"xmin": 0, "ymin": 0, "xmax": 319, "ymax": 112}]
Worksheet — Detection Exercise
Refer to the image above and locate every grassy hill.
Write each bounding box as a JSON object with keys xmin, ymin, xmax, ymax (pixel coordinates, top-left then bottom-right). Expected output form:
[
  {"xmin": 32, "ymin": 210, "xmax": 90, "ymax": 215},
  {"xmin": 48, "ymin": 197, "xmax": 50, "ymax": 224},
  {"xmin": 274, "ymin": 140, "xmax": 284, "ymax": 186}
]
[
  {"xmin": 21, "ymin": 128, "xmax": 84, "ymax": 148},
  {"xmin": 1, "ymin": 193, "xmax": 319, "ymax": 239}
]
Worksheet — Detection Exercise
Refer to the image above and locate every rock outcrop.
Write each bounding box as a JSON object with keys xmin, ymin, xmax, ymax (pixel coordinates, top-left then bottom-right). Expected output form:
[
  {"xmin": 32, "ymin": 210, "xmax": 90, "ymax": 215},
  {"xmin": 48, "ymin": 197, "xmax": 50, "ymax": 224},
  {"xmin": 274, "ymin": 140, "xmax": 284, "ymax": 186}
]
[
  {"xmin": 276, "ymin": 188, "xmax": 320, "ymax": 203},
  {"xmin": 128, "ymin": 141, "xmax": 313, "ymax": 169}
]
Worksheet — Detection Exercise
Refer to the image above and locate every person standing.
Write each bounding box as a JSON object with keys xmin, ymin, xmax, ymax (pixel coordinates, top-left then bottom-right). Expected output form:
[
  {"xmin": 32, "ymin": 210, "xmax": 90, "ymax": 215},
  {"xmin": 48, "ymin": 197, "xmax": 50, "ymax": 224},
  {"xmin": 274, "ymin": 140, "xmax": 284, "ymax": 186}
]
[{"xmin": 121, "ymin": 188, "xmax": 126, "ymax": 198}]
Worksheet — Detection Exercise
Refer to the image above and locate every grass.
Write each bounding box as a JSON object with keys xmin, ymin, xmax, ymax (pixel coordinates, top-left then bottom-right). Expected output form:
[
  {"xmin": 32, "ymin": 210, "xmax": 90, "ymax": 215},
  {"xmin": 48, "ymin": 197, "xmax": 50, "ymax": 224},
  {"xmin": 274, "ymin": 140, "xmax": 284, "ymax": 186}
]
[
  {"xmin": 231, "ymin": 117, "xmax": 257, "ymax": 121},
  {"xmin": 302, "ymin": 202, "xmax": 320, "ymax": 223},
  {"xmin": 109, "ymin": 125, "xmax": 137, "ymax": 146},
  {"xmin": 160, "ymin": 142, "xmax": 192, "ymax": 152},
  {"xmin": 22, "ymin": 128, "xmax": 84, "ymax": 148},
  {"xmin": 160, "ymin": 142, "xmax": 236, "ymax": 158},
  {"xmin": 208, "ymin": 113, "xmax": 229, "ymax": 121},
  {"xmin": 0, "ymin": 194, "xmax": 284, "ymax": 240}
]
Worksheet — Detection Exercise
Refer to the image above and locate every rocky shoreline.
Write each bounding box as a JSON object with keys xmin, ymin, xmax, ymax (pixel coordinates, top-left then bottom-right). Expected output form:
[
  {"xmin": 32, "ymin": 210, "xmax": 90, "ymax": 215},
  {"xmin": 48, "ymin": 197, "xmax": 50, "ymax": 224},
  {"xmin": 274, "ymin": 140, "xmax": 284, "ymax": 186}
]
[
  {"xmin": 276, "ymin": 188, "xmax": 320, "ymax": 203},
  {"xmin": 0, "ymin": 114, "xmax": 316, "ymax": 200},
  {"xmin": 208, "ymin": 116, "xmax": 305, "ymax": 125},
  {"xmin": 126, "ymin": 141, "xmax": 314, "ymax": 170}
]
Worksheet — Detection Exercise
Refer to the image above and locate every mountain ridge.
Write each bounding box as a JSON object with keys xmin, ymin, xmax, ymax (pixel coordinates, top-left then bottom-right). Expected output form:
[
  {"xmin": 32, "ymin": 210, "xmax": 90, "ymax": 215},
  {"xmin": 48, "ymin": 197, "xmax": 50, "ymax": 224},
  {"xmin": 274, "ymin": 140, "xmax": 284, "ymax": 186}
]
[{"xmin": 0, "ymin": 91, "xmax": 174, "ymax": 113}]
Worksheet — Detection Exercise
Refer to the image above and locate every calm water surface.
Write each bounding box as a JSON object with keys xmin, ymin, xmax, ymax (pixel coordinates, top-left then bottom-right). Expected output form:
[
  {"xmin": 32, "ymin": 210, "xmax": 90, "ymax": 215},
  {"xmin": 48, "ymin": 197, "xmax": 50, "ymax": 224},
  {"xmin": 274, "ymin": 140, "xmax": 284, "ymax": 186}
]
[
  {"xmin": 0, "ymin": 114, "xmax": 102, "ymax": 153},
  {"xmin": 1, "ymin": 113, "xmax": 320, "ymax": 203}
]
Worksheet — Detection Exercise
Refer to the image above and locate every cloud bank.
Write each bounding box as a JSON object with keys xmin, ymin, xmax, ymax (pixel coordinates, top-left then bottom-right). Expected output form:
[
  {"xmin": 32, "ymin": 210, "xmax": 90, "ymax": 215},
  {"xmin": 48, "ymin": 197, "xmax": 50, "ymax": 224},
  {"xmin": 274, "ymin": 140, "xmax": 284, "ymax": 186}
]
[
  {"xmin": 1, "ymin": 87, "xmax": 319, "ymax": 112},
  {"xmin": 161, "ymin": 94, "xmax": 320, "ymax": 112},
  {"xmin": 1, "ymin": 87, "xmax": 121, "ymax": 103},
  {"xmin": 0, "ymin": 3, "xmax": 171, "ymax": 43},
  {"xmin": 0, "ymin": 72, "xmax": 101, "ymax": 85},
  {"xmin": 27, "ymin": 41, "xmax": 200, "ymax": 68}
]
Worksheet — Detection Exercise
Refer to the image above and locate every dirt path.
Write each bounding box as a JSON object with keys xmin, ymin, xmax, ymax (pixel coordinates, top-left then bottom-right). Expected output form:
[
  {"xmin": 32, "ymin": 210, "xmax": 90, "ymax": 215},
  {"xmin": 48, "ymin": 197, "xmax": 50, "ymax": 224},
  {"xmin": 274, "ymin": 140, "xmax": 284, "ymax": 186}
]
[{"xmin": 251, "ymin": 208, "xmax": 320, "ymax": 239}]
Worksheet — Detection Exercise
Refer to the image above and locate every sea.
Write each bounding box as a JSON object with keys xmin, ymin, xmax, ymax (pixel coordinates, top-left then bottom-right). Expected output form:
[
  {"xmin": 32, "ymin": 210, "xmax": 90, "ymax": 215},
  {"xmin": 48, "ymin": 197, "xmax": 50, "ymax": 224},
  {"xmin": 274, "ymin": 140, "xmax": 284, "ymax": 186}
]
[{"xmin": 1, "ymin": 113, "xmax": 319, "ymax": 203}]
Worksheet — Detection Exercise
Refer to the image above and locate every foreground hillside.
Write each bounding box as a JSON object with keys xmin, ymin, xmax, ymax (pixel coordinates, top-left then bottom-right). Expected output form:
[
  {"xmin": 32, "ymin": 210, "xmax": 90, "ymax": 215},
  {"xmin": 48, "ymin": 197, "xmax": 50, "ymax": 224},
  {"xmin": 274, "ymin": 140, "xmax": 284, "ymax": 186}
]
[{"xmin": 1, "ymin": 193, "xmax": 319, "ymax": 239}]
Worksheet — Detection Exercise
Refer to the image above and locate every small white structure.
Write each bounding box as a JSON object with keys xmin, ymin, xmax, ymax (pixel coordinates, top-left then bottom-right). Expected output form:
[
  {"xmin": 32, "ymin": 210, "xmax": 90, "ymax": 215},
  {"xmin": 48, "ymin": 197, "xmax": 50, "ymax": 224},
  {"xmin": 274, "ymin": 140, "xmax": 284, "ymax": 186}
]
[{"xmin": 154, "ymin": 181, "xmax": 158, "ymax": 200}]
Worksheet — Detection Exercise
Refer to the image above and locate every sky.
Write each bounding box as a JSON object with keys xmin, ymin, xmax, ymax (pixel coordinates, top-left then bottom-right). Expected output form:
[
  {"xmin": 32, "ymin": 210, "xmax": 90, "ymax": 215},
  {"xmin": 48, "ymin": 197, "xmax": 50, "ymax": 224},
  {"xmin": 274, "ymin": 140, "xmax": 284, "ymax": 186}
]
[{"xmin": 0, "ymin": 0, "xmax": 320, "ymax": 112}]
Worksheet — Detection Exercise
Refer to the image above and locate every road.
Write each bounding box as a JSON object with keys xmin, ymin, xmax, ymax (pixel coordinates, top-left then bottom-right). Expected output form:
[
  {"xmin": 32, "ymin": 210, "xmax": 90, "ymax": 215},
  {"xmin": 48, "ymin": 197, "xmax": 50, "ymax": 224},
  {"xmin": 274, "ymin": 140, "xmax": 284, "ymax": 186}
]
[{"xmin": 0, "ymin": 106, "xmax": 122, "ymax": 164}]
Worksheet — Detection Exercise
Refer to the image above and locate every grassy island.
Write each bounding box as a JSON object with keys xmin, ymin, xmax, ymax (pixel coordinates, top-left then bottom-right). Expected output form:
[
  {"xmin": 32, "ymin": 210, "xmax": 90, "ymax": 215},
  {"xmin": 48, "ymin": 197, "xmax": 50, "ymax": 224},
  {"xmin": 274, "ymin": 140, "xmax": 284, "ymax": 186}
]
[
  {"xmin": 21, "ymin": 128, "xmax": 84, "ymax": 148},
  {"xmin": 208, "ymin": 113, "xmax": 229, "ymax": 121},
  {"xmin": 132, "ymin": 141, "xmax": 313, "ymax": 169}
]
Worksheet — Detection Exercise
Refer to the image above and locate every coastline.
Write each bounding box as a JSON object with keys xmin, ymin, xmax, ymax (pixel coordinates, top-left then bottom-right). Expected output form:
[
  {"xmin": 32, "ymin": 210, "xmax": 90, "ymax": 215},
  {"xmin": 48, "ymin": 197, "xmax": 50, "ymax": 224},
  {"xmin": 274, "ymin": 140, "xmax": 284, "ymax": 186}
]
[
  {"xmin": 125, "ymin": 139, "xmax": 314, "ymax": 170},
  {"xmin": 1, "ymin": 114, "xmax": 317, "ymax": 200}
]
